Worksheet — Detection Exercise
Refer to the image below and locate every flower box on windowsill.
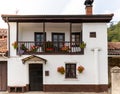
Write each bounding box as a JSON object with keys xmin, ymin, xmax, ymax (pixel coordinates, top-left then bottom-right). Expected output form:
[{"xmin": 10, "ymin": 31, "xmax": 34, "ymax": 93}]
[{"xmin": 45, "ymin": 48, "xmax": 54, "ymax": 52}]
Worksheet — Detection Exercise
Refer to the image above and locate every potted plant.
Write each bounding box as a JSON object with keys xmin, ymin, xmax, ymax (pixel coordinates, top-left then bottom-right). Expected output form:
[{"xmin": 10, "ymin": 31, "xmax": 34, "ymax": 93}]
[
  {"xmin": 61, "ymin": 45, "xmax": 69, "ymax": 52},
  {"xmin": 20, "ymin": 44, "xmax": 28, "ymax": 51},
  {"xmin": 80, "ymin": 41, "xmax": 86, "ymax": 49},
  {"xmin": 44, "ymin": 41, "xmax": 54, "ymax": 52},
  {"xmin": 77, "ymin": 65, "xmax": 85, "ymax": 73},
  {"xmin": 18, "ymin": 44, "xmax": 28, "ymax": 55},
  {"xmin": 57, "ymin": 66, "xmax": 65, "ymax": 74},
  {"xmin": 12, "ymin": 41, "xmax": 18, "ymax": 49},
  {"xmin": 30, "ymin": 45, "xmax": 39, "ymax": 52}
]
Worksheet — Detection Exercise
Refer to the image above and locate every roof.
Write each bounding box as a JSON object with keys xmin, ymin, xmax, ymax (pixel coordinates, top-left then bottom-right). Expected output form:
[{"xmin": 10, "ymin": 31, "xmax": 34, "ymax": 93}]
[
  {"xmin": 108, "ymin": 49, "xmax": 120, "ymax": 56},
  {"xmin": 0, "ymin": 28, "xmax": 7, "ymax": 36},
  {"xmin": 108, "ymin": 42, "xmax": 120, "ymax": 49},
  {"xmin": 1, "ymin": 14, "xmax": 113, "ymax": 23},
  {"xmin": 0, "ymin": 38, "xmax": 7, "ymax": 53},
  {"xmin": 0, "ymin": 29, "xmax": 7, "ymax": 53},
  {"xmin": 108, "ymin": 42, "xmax": 120, "ymax": 56}
]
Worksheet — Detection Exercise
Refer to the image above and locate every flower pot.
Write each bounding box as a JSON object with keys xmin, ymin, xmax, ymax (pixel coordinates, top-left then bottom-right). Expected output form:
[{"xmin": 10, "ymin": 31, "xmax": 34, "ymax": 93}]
[
  {"xmin": 19, "ymin": 49, "xmax": 24, "ymax": 55},
  {"xmin": 45, "ymin": 48, "xmax": 54, "ymax": 52}
]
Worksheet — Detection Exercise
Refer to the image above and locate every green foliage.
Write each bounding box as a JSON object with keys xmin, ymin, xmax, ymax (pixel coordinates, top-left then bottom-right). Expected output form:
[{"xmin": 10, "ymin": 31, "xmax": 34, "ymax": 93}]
[
  {"xmin": 108, "ymin": 21, "xmax": 120, "ymax": 42},
  {"xmin": 80, "ymin": 41, "xmax": 86, "ymax": 49},
  {"xmin": 20, "ymin": 44, "xmax": 28, "ymax": 51}
]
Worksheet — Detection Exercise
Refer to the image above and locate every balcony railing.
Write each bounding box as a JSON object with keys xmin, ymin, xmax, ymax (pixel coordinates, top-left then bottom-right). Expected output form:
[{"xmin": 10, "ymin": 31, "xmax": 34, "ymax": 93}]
[{"xmin": 17, "ymin": 41, "xmax": 84, "ymax": 55}]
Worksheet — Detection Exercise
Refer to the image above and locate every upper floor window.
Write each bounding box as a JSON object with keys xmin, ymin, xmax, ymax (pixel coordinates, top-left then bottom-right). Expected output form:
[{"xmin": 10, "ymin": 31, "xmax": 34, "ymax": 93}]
[
  {"xmin": 65, "ymin": 63, "xmax": 76, "ymax": 78},
  {"xmin": 52, "ymin": 33, "xmax": 65, "ymax": 49},
  {"xmin": 72, "ymin": 23, "xmax": 82, "ymax": 43},
  {"xmin": 34, "ymin": 32, "xmax": 46, "ymax": 46},
  {"xmin": 72, "ymin": 32, "xmax": 81, "ymax": 46}
]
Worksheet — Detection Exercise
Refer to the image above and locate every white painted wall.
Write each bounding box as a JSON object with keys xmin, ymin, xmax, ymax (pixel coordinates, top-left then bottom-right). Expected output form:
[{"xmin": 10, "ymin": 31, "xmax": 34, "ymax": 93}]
[
  {"xmin": 8, "ymin": 22, "xmax": 108, "ymax": 86},
  {"xmin": 8, "ymin": 57, "xmax": 28, "ymax": 86},
  {"xmin": 83, "ymin": 23, "xmax": 108, "ymax": 84},
  {"xmin": 9, "ymin": 23, "xmax": 17, "ymax": 56},
  {"xmin": 18, "ymin": 23, "xmax": 81, "ymax": 41}
]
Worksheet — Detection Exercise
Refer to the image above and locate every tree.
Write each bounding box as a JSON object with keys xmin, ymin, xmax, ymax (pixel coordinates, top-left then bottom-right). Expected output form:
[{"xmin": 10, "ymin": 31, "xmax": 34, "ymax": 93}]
[{"xmin": 108, "ymin": 21, "xmax": 120, "ymax": 42}]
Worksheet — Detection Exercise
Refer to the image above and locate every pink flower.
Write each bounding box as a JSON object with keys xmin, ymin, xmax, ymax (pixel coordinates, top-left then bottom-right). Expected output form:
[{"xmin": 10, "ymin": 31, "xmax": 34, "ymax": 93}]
[{"xmin": 30, "ymin": 45, "xmax": 39, "ymax": 52}]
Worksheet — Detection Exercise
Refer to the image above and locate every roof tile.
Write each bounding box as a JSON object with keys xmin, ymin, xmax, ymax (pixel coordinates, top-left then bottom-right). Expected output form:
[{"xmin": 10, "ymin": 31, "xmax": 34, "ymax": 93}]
[
  {"xmin": 108, "ymin": 42, "xmax": 120, "ymax": 55},
  {"xmin": 0, "ymin": 29, "xmax": 7, "ymax": 53}
]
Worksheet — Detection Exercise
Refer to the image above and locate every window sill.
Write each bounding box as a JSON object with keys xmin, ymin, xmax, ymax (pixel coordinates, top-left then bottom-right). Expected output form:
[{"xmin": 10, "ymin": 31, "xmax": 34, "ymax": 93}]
[{"xmin": 64, "ymin": 77, "xmax": 79, "ymax": 81}]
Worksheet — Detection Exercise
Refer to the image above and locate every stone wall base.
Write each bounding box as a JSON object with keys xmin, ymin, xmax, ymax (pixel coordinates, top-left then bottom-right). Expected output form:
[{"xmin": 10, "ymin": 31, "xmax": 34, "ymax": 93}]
[
  {"xmin": 7, "ymin": 84, "xmax": 108, "ymax": 92},
  {"xmin": 43, "ymin": 84, "xmax": 108, "ymax": 92}
]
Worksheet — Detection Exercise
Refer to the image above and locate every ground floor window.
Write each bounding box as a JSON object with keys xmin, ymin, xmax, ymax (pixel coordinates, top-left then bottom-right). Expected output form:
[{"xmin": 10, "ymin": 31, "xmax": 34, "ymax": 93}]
[{"xmin": 65, "ymin": 63, "xmax": 76, "ymax": 78}]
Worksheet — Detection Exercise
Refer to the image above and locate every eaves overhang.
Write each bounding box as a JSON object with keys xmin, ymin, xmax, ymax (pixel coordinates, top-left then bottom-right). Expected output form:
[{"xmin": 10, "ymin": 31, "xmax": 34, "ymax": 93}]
[
  {"xmin": 1, "ymin": 14, "xmax": 114, "ymax": 23},
  {"xmin": 108, "ymin": 55, "xmax": 120, "ymax": 57}
]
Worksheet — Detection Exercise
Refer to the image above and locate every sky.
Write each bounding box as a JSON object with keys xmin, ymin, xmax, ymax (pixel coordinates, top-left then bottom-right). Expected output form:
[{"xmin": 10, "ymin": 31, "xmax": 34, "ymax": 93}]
[{"xmin": 0, "ymin": 0, "xmax": 120, "ymax": 28}]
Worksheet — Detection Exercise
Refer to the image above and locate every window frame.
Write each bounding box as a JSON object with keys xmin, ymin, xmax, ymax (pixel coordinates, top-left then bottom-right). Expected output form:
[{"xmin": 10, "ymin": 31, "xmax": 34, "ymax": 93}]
[
  {"xmin": 65, "ymin": 63, "xmax": 77, "ymax": 78},
  {"xmin": 34, "ymin": 32, "xmax": 46, "ymax": 46},
  {"xmin": 52, "ymin": 33, "xmax": 65, "ymax": 50},
  {"xmin": 71, "ymin": 32, "xmax": 82, "ymax": 47}
]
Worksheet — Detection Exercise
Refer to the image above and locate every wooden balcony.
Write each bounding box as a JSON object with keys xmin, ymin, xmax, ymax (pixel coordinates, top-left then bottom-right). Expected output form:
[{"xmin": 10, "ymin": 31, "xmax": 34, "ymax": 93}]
[{"xmin": 17, "ymin": 41, "xmax": 84, "ymax": 55}]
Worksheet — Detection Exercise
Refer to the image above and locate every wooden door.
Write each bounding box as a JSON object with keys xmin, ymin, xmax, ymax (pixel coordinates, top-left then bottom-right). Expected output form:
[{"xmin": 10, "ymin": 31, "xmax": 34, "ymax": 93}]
[
  {"xmin": 0, "ymin": 61, "xmax": 7, "ymax": 91},
  {"xmin": 29, "ymin": 64, "xmax": 43, "ymax": 91}
]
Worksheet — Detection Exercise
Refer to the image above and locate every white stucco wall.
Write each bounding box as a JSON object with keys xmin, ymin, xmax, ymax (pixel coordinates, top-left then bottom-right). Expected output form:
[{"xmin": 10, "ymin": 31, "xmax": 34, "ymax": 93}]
[
  {"xmin": 83, "ymin": 23, "xmax": 108, "ymax": 84},
  {"xmin": 8, "ymin": 22, "xmax": 108, "ymax": 86},
  {"xmin": 7, "ymin": 57, "xmax": 28, "ymax": 86},
  {"xmin": 9, "ymin": 23, "xmax": 17, "ymax": 56}
]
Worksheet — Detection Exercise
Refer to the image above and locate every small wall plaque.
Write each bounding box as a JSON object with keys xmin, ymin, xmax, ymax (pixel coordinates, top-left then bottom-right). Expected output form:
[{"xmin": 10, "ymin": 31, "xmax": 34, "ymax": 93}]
[{"xmin": 45, "ymin": 71, "xmax": 49, "ymax": 76}]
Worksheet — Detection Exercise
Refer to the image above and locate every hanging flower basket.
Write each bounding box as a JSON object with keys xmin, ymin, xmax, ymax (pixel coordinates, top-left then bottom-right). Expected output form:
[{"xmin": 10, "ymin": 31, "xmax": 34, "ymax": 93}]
[
  {"xmin": 57, "ymin": 66, "xmax": 65, "ymax": 74},
  {"xmin": 77, "ymin": 65, "xmax": 85, "ymax": 73},
  {"xmin": 12, "ymin": 41, "xmax": 18, "ymax": 49}
]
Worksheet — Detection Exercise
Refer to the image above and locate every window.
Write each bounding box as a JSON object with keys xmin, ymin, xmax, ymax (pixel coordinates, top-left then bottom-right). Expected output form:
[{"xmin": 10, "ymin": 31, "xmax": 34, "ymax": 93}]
[
  {"xmin": 72, "ymin": 32, "xmax": 81, "ymax": 46},
  {"xmin": 65, "ymin": 63, "xmax": 76, "ymax": 78},
  {"xmin": 34, "ymin": 32, "xmax": 46, "ymax": 46},
  {"xmin": 90, "ymin": 32, "xmax": 96, "ymax": 38},
  {"xmin": 52, "ymin": 33, "xmax": 65, "ymax": 49}
]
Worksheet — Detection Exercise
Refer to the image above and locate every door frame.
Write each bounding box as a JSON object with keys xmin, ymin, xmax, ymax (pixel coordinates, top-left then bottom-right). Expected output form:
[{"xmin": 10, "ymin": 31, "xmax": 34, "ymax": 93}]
[{"xmin": 29, "ymin": 64, "xmax": 43, "ymax": 91}]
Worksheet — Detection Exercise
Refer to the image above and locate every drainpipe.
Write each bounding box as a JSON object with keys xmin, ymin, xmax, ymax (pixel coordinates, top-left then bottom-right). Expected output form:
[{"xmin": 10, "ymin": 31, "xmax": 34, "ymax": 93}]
[
  {"xmin": 6, "ymin": 17, "xmax": 10, "ymax": 57},
  {"xmin": 92, "ymin": 48, "xmax": 101, "ymax": 84}
]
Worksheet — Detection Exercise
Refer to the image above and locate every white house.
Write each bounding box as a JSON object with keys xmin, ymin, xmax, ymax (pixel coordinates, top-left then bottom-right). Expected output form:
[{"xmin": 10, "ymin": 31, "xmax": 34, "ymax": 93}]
[{"xmin": 1, "ymin": 3, "xmax": 113, "ymax": 93}]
